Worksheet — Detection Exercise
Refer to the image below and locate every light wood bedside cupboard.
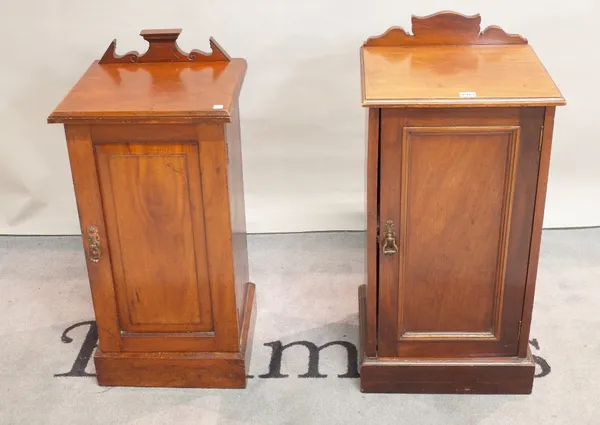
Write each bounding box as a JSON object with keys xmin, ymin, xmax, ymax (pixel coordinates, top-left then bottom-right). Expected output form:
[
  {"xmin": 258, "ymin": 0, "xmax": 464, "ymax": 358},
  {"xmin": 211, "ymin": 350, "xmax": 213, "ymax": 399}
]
[{"xmin": 48, "ymin": 29, "xmax": 256, "ymax": 388}]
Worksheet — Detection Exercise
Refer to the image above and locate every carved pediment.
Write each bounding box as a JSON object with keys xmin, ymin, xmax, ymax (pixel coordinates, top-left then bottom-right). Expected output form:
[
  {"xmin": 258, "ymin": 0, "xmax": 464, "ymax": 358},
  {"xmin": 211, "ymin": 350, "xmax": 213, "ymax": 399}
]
[
  {"xmin": 99, "ymin": 29, "xmax": 231, "ymax": 64},
  {"xmin": 364, "ymin": 11, "xmax": 527, "ymax": 47}
]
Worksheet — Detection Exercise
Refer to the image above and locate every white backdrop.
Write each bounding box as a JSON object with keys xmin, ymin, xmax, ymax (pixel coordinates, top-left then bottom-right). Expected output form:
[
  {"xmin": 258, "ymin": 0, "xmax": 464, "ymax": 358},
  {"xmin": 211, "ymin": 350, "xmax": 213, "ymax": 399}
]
[{"xmin": 0, "ymin": 0, "xmax": 598, "ymax": 234}]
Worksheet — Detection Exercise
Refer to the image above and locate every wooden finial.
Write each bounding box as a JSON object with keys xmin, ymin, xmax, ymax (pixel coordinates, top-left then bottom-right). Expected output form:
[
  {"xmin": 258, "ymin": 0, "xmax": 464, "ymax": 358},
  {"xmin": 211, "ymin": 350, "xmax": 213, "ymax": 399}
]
[
  {"xmin": 363, "ymin": 11, "xmax": 527, "ymax": 47},
  {"xmin": 99, "ymin": 29, "xmax": 231, "ymax": 64}
]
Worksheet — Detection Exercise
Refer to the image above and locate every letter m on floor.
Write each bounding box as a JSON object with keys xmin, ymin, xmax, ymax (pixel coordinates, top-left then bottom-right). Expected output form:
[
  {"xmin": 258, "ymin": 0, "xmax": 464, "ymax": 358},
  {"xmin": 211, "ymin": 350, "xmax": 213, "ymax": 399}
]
[{"xmin": 259, "ymin": 340, "xmax": 359, "ymax": 379}]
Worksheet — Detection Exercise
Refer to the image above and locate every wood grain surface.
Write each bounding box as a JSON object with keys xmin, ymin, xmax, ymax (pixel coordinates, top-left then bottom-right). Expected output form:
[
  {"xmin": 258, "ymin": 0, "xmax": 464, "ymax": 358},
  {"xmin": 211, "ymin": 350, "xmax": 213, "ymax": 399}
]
[{"xmin": 362, "ymin": 45, "xmax": 565, "ymax": 107}]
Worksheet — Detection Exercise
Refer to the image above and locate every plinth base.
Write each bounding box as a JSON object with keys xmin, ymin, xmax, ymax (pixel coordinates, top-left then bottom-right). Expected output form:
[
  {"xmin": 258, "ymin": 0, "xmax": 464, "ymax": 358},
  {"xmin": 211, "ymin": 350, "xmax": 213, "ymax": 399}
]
[
  {"xmin": 94, "ymin": 283, "xmax": 256, "ymax": 389},
  {"xmin": 358, "ymin": 284, "xmax": 535, "ymax": 394}
]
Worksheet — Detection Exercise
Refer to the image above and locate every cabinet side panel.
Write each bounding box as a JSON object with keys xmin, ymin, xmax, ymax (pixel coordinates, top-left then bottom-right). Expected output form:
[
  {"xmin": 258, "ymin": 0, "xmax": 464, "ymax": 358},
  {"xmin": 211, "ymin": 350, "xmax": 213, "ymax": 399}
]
[
  {"xmin": 519, "ymin": 107, "xmax": 555, "ymax": 357},
  {"xmin": 365, "ymin": 107, "xmax": 380, "ymax": 356},
  {"xmin": 225, "ymin": 101, "xmax": 250, "ymax": 329},
  {"xmin": 197, "ymin": 124, "xmax": 240, "ymax": 351},
  {"xmin": 64, "ymin": 125, "xmax": 121, "ymax": 352}
]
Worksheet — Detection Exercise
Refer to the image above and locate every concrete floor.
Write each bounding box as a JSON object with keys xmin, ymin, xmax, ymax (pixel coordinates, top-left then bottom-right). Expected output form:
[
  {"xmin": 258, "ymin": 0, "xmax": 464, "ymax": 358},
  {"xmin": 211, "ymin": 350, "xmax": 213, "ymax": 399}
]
[{"xmin": 0, "ymin": 229, "xmax": 599, "ymax": 424}]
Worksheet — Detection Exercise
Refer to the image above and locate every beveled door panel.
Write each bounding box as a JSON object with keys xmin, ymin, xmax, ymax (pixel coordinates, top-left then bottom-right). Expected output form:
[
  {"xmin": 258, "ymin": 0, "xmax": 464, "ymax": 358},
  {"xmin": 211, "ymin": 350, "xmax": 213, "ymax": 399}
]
[
  {"xmin": 96, "ymin": 143, "xmax": 213, "ymax": 334},
  {"xmin": 92, "ymin": 139, "xmax": 241, "ymax": 353},
  {"xmin": 378, "ymin": 108, "xmax": 543, "ymax": 358},
  {"xmin": 400, "ymin": 126, "xmax": 519, "ymax": 341}
]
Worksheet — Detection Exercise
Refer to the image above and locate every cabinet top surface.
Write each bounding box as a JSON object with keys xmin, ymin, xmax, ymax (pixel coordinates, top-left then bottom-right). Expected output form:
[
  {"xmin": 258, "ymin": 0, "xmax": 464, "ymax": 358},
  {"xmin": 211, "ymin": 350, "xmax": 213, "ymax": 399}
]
[
  {"xmin": 360, "ymin": 12, "xmax": 565, "ymax": 108},
  {"xmin": 48, "ymin": 60, "xmax": 246, "ymax": 123},
  {"xmin": 362, "ymin": 45, "xmax": 564, "ymax": 107},
  {"xmin": 48, "ymin": 30, "xmax": 246, "ymax": 124}
]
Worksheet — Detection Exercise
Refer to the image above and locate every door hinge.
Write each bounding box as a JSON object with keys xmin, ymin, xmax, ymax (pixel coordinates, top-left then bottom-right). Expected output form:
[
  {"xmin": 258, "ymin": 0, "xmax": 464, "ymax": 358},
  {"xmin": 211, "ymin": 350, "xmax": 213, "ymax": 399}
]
[
  {"xmin": 517, "ymin": 320, "xmax": 523, "ymax": 340},
  {"xmin": 538, "ymin": 126, "xmax": 544, "ymax": 151}
]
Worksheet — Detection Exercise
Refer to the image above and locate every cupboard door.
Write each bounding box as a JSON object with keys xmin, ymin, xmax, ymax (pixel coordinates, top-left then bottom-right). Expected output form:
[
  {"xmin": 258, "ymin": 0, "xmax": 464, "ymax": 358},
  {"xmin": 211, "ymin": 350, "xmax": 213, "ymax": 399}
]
[
  {"xmin": 88, "ymin": 140, "xmax": 238, "ymax": 353},
  {"xmin": 378, "ymin": 108, "xmax": 543, "ymax": 358}
]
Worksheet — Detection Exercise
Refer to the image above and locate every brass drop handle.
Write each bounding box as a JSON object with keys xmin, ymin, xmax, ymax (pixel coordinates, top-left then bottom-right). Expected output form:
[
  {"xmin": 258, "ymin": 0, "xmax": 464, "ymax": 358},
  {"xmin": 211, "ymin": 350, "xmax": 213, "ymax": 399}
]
[
  {"xmin": 382, "ymin": 220, "xmax": 398, "ymax": 256},
  {"xmin": 87, "ymin": 225, "xmax": 101, "ymax": 263}
]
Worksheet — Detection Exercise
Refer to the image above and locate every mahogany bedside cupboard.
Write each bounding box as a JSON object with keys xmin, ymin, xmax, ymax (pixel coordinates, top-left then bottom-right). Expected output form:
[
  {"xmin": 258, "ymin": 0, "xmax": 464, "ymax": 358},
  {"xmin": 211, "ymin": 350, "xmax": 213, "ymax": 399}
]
[
  {"xmin": 358, "ymin": 12, "xmax": 565, "ymax": 394},
  {"xmin": 48, "ymin": 29, "xmax": 256, "ymax": 388}
]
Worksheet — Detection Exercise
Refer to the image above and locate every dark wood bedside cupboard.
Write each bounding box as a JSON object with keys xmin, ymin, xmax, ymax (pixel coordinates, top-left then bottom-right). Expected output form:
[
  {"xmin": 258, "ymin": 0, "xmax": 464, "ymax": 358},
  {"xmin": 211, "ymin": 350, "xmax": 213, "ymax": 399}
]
[
  {"xmin": 358, "ymin": 12, "xmax": 565, "ymax": 394},
  {"xmin": 48, "ymin": 29, "xmax": 256, "ymax": 388}
]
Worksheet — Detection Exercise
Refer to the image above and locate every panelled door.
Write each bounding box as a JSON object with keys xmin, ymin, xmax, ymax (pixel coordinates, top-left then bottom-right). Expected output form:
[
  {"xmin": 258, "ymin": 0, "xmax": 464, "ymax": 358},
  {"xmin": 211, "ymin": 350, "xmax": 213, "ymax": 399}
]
[
  {"xmin": 377, "ymin": 108, "xmax": 544, "ymax": 358},
  {"xmin": 67, "ymin": 124, "xmax": 240, "ymax": 354}
]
